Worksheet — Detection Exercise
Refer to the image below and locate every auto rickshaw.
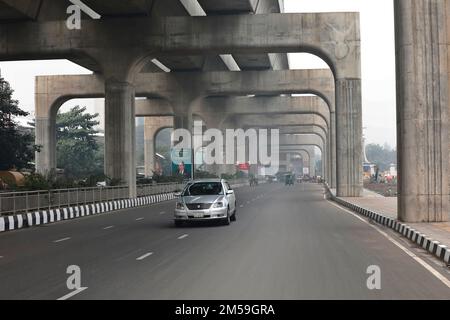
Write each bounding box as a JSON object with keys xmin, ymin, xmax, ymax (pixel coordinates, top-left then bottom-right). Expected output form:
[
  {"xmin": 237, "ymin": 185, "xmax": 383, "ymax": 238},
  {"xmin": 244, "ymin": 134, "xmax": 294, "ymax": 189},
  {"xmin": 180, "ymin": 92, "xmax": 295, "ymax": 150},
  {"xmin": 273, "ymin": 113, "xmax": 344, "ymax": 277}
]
[{"xmin": 285, "ymin": 174, "xmax": 295, "ymax": 186}]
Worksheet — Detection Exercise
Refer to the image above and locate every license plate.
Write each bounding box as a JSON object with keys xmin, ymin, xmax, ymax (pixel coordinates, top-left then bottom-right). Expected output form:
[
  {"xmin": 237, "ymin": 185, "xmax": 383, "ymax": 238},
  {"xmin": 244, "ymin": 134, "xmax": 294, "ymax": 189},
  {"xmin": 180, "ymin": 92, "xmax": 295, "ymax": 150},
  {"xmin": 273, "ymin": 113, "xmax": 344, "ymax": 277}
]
[{"xmin": 193, "ymin": 211, "xmax": 204, "ymax": 218}]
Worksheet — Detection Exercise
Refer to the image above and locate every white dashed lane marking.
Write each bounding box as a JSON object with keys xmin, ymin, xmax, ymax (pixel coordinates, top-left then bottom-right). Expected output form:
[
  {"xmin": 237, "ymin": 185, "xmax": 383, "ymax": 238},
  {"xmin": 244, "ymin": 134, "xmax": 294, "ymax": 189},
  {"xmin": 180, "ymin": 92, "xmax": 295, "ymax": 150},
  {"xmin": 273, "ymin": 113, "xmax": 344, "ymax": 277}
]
[
  {"xmin": 53, "ymin": 237, "xmax": 71, "ymax": 243},
  {"xmin": 159, "ymin": 211, "xmax": 166, "ymax": 215},
  {"xmin": 136, "ymin": 217, "xmax": 144, "ymax": 221},
  {"xmin": 103, "ymin": 226, "xmax": 114, "ymax": 230},
  {"xmin": 57, "ymin": 287, "xmax": 88, "ymax": 300},
  {"xmin": 178, "ymin": 234, "xmax": 189, "ymax": 240},
  {"xmin": 136, "ymin": 252, "xmax": 153, "ymax": 261}
]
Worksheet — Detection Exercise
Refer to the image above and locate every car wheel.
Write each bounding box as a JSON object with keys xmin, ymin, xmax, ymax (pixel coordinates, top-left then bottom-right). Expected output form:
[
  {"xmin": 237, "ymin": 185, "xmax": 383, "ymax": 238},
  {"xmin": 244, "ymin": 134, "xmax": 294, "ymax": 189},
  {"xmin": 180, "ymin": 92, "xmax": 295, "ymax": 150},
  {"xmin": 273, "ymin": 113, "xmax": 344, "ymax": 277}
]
[
  {"xmin": 222, "ymin": 208, "xmax": 231, "ymax": 226},
  {"xmin": 231, "ymin": 203, "xmax": 237, "ymax": 221}
]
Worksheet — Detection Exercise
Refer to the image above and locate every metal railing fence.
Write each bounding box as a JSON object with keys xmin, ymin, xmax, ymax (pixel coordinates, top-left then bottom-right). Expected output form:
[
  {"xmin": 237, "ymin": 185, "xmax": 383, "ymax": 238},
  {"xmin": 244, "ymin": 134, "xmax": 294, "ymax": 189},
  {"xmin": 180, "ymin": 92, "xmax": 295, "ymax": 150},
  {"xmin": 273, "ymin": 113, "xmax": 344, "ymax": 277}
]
[
  {"xmin": 0, "ymin": 183, "xmax": 184, "ymax": 216},
  {"xmin": 0, "ymin": 178, "xmax": 253, "ymax": 216}
]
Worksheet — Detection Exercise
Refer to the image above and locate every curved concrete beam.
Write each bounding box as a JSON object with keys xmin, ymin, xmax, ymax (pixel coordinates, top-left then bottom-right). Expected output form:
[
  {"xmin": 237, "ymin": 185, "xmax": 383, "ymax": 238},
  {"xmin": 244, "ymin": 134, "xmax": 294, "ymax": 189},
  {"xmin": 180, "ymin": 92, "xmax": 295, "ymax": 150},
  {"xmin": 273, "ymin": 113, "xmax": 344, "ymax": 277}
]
[
  {"xmin": 233, "ymin": 114, "xmax": 329, "ymax": 134},
  {"xmin": 191, "ymin": 95, "xmax": 331, "ymax": 129},
  {"xmin": 35, "ymin": 69, "xmax": 335, "ymax": 114},
  {"xmin": 1, "ymin": 12, "xmax": 360, "ymax": 78}
]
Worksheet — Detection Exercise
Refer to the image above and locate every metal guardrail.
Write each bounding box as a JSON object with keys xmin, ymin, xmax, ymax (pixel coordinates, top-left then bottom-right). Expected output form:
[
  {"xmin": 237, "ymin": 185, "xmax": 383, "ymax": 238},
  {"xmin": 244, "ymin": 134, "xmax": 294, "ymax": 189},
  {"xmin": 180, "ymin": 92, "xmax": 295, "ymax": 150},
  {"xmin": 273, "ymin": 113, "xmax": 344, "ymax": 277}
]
[
  {"xmin": 0, "ymin": 183, "xmax": 184, "ymax": 216},
  {"xmin": 0, "ymin": 178, "xmax": 257, "ymax": 216}
]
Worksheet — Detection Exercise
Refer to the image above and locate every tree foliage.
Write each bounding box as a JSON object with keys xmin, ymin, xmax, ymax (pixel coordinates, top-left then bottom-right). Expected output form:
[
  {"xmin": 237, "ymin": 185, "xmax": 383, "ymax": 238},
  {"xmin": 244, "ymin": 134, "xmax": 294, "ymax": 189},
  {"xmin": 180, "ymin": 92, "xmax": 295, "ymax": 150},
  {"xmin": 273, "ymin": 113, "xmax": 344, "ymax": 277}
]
[
  {"xmin": 55, "ymin": 106, "xmax": 103, "ymax": 178},
  {"xmin": 0, "ymin": 76, "xmax": 38, "ymax": 171},
  {"xmin": 365, "ymin": 143, "xmax": 397, "ymax": 171}
]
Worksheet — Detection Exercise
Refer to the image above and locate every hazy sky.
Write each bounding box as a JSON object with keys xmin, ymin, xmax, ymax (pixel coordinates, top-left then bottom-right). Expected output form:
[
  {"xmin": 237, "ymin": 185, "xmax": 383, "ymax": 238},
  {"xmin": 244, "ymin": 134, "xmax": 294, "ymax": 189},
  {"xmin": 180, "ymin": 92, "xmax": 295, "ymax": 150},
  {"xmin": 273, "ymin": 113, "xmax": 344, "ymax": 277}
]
[{"xmin": 0, "ymin": 0, "xmax": 397, "ymax": 147}]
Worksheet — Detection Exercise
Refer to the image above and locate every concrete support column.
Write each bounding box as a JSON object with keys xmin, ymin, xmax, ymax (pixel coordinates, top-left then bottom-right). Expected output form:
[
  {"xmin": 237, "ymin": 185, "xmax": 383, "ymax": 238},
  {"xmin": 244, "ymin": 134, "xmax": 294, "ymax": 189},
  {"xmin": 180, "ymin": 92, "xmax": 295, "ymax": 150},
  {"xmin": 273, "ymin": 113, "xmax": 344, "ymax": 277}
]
[
  {"xmin": 34, "ymin": 79, "xmax": 61, "ymax": 176},
  {"xmin": 325, "ymin": 132, "xmax": 331, "ymax": 182},
  {"xmin": 35, "ymin": 117, "xmax": 56, "ymax": 175},
  {"xmin": 330, "ymin": 112, "xmax": 337, "ymax": 188},
  {"xmin": 104, "ymin": 80, "xmax": 136, "ymax": 198},
  {"xmin": 395, "ymin": 0, "xmax": 449, "ymax": 222},
  {"xmin": 286, "ymin": 153, "xmax": 292, "ymax": 171},
  {"xmin": 308, "ymin": 147, "xmax": 316, "ymax": 177},
  {"xmin": 173, "ymin": 112, "xmax": 192, "ymax": 131},
  {"xmin": 336, "ymin": 78, "xmax": 363, "ymax": 197},
  {"xmin": 144, "ymin": 133, "xmax": 155, "ymax": 178},
  {"xmin": 302, "ymin": 152, "xmax": 310, "ymax": 175},
  {"xmin": 207, "ymin": 115, "xmax": 226, "ymax": 177},
  {"xmin": 143, "ymin": 117, "xmax": 174, "ymax": 177},
  {"xmin": 320, "ymin": 149, "xmax": 327, "ymax": 179}
]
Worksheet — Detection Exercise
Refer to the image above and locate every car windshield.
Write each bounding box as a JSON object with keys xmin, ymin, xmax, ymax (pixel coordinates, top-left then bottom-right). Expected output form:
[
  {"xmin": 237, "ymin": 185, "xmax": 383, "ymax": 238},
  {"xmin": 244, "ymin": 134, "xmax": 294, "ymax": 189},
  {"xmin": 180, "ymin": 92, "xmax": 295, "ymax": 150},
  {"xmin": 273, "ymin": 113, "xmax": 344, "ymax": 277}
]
[{"xmin": 183, "ymin": 182, "xmax": 224, "ymax": 196}]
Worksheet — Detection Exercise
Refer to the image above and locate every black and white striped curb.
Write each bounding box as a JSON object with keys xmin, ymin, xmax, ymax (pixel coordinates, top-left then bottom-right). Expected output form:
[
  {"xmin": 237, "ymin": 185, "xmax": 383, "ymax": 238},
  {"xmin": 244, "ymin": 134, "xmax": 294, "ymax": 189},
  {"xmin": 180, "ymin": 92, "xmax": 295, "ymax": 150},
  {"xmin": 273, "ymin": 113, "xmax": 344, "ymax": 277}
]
[
  {"xmin": 324, "ymin": 185, "xmax": 450, "ymax": 266},
  {"xmin": 0, "ymin": 193, "xmax": 176, "ymax": 233}
]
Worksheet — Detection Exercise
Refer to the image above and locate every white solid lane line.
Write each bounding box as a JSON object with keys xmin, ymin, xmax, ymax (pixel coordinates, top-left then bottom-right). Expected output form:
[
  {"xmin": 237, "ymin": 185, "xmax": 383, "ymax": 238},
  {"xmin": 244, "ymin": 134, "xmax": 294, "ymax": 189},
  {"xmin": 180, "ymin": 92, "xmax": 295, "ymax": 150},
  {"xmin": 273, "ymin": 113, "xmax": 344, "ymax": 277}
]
[
  {"xmin": 103, "ymin": 225, "xmax": 114, "ymax": 230},
  {"xmin": 57, "ymin": 287, "xmax": 88, "ymax": 300},
  {"xmin": 136, "ymin": 252, "xmax": 153, "ymax": 261},
  {"xmin": 327, "ymin": 200, "xmax": 450, "ymax": 289},
  {"xmin": 136, "ymin": 217, "xmax": 144, "ymax": 221},
  {"xmin": 53, "ymin": 237, "xmax": 71, "ymax": 243},
  {"xmin": 178, "ymin": 234, "xmax": 189, "ymax": 240},
  {"xmin": 159, "ymin": 211, "xmax": 166, "ymax": 215}
]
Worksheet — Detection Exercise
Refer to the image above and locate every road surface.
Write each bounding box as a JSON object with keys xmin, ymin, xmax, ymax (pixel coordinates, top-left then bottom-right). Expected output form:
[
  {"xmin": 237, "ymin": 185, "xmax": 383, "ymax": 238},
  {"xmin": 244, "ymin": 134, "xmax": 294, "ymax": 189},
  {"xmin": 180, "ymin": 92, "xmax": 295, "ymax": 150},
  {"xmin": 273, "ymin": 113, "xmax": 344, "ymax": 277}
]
[{"xmin": 0, "ymin": 183, "xmax": 449, "ymax": 299}]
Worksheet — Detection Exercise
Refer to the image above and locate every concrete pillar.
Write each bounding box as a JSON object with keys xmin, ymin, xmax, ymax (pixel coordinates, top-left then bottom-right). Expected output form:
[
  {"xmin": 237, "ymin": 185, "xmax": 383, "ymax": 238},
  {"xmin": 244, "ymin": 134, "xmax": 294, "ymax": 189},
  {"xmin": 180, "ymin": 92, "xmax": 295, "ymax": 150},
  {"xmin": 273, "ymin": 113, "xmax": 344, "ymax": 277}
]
[
  {"xmin": 308, "ymin": 147, "xmax": 316, "ymax": 177},
  {"xmin": 35, "ymin": 117, "xmax": 56, "ymax": 175},
  {"xmin": 143, "ymin": 117, "xmax": 174, "ymax": 177},
  {"xmin": 297, "ymin": 151, "xmax": 309, "ymax": 174},
  {"xmin": 312, "ymin": 148, "xmax": 319, "ymax": 177},
  {"xmin": 200, "ymin": 113, "xmax": 225, "ymax": 177},
  {"xmin": 330, "ymin": 111, "xmax": 337, "ymax": 188},
  {"xmin": 335, "ymin": 79, "xmax": 363, "ymax": 197},
  {"xmin": 286, "ymin": 153, "xmax": 292, "ymax": 171},
  {"xmin": 173, "ymin": 112, "xmax": 192, "ymax": 131},
  {"xmin": 34, "ymin": 78, "xmax": 61, "ymax": 176},
  {"xmin": 144, "ymin": 131, "xmax": 155, "ymax": 178},
  {"xmin": 104, "ymin": 80, "xmax": 136, "ymax": 198},
  {"xmin": 395, "ymin": 0, "xmax": 449, "ymax": 222}
]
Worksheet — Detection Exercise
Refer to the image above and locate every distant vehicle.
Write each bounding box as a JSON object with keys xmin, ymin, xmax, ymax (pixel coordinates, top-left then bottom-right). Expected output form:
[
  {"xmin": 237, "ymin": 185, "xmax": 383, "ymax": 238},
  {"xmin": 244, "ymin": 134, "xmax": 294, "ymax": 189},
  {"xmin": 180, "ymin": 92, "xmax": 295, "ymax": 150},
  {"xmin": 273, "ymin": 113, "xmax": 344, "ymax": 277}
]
[
  {"xmin": 285, "ymin": 174, "xmax": 295, "ymax": 186},
  {"xmin": 174, "ymin": 179, "xmax": 237, "ymax": 227}
]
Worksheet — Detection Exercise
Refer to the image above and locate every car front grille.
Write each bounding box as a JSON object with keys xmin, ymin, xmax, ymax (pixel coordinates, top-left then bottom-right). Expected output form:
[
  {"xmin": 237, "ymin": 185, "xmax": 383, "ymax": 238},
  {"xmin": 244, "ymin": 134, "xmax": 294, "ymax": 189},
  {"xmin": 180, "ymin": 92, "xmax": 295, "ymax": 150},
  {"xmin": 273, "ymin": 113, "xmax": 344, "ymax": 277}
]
[{"xmin": 186, "ymin": 203, "xmax": 212, "ymax": 210}]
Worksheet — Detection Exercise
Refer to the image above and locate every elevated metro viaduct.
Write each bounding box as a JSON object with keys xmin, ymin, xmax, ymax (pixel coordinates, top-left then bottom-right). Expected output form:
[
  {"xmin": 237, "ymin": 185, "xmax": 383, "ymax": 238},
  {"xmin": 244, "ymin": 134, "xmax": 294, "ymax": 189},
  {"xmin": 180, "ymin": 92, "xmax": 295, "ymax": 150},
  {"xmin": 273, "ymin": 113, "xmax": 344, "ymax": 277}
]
[
  {"xmin": 3, "ymin": 10, "xmax": 362, "ymax": 198},
  {"xmin": 34, "ymin": 69, "xmax": 335, "ymax": 187},
  {"xmin": 2, "ymin": 0, "xmax": 447, "ymax": 222}
]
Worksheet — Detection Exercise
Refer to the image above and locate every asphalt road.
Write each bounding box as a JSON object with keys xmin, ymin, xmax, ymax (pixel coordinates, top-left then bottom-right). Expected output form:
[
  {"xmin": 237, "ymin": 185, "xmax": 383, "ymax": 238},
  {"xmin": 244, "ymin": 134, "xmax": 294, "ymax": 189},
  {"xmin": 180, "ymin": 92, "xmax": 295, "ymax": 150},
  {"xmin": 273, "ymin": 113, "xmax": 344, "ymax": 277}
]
[{"xmin": 0, "ymin": 183, "xmax": 449, "ymax": 299}]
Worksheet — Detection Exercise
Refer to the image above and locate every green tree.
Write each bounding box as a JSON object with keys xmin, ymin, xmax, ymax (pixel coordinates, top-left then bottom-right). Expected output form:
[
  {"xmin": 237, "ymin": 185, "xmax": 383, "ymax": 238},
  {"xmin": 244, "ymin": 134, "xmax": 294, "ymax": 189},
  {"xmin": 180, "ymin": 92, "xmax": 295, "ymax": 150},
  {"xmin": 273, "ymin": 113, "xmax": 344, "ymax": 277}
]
[
  {"xmin": 366, "ymin": 143, "xmax": 396, "ymax": 171},
  {"xmin": 0, "ymin": 75, "xmax": 38, "ymax": 171},
  {"xmin": 56, "ymin": 106, "xmax": 102, "ymax": 178}
]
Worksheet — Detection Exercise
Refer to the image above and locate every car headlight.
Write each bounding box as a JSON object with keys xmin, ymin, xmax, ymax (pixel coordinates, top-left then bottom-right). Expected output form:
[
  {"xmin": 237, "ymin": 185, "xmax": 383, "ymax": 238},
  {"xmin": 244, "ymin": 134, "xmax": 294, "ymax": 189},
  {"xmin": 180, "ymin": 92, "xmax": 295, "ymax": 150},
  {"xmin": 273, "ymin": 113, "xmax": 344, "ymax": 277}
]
[
  {"xmin": 213, "ymin": 202, "xmax": 224, "ymax": 208},
  {"xmin": 176, "ymin": 202, "xmax": 185, "ymax": 210}
]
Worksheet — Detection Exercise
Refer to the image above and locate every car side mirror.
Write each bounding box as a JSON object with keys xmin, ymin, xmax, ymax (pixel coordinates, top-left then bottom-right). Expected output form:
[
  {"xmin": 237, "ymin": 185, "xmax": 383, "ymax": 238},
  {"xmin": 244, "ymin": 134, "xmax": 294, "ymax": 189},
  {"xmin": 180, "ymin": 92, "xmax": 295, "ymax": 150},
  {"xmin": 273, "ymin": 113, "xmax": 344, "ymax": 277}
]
[{"xmin": 226, "ymin": 190, "xmax": 234, "ymax": 195}]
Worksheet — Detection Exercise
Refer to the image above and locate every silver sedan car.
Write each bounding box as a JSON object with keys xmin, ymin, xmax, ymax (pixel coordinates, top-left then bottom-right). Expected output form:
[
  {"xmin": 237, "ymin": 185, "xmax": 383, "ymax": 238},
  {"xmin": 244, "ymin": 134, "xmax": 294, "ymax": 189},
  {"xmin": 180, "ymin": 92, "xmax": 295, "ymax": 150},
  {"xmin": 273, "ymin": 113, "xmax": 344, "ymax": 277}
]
[{"xmin": 174, "ymin": 179, "xmax": 237, "ymax": 227}]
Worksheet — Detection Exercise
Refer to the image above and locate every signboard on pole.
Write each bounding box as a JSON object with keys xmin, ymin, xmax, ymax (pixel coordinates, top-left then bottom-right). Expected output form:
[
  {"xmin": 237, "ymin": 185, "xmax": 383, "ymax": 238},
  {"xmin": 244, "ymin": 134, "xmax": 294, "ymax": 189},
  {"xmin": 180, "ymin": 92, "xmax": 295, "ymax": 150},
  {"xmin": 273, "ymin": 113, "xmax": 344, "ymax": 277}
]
[{"xmin": 171, "ymin": 147, "xmax": 192, "ymax": 179}]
